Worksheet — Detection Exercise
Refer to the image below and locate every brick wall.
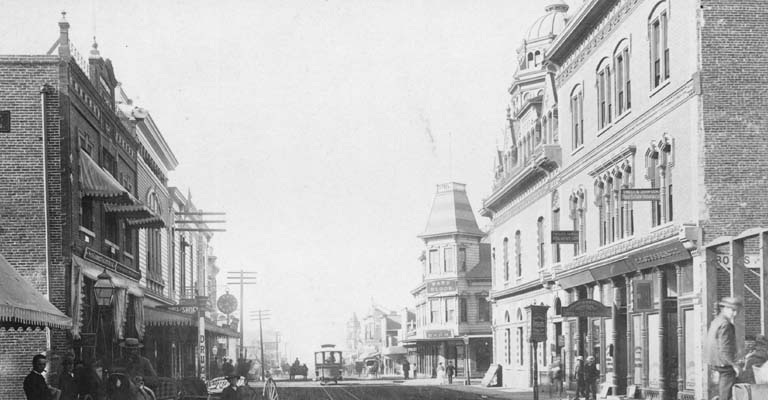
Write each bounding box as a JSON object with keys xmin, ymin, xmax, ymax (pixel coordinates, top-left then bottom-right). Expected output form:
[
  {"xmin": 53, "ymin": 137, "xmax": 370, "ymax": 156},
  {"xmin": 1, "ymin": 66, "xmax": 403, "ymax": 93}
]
[
  {"xmin": 0, "ymin": 56, "xmax": 73, "ymax": 395},
  {"xmin": 700, "ymin": 1, "xmax": 768, "ymax": 242},
  {"xmin": 0, "ymin": 327, "xmax": 50, "ymax": 399}
]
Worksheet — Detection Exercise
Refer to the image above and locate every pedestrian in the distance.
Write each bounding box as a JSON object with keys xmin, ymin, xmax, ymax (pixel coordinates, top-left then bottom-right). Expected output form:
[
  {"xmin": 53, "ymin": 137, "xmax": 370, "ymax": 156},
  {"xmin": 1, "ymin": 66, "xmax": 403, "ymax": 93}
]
[
  {"xmin": 436, "ymin": 362, "xmax": 446, "ymax": 384},
  {"xmin": 446, "ymin": 361, "xmax": 456, "ymax": 384},
  {"xmin": 402, "ymin": 360, "xmax": 410, "ymax": 380},
  {"xmin": 573, "ymin": 355, "xmax": 585, "ymax": 400},
  {"xmin": 584, "ymin": 356, "xmax": 598, "ymax": 400},
  {"xmin": 707, "ymin": 296, "xmax": 743, "ymax": 400},
  {"xmin": 549, "ymin": 354, "xmax": 563, "ymax": 398}
]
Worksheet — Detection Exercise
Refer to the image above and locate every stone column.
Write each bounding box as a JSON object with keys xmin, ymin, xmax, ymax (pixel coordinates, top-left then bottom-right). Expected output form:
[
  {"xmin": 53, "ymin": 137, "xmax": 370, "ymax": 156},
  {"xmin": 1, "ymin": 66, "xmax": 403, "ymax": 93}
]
[
  {"xmin": 655, "ymin": 267, "xmax": 667, "ymax": 397},
  {"xmin": 625, "ymin": 273, "xmax": 634, "ymax": 387},
  {"xmin": 599, "ymin": 283, "xmax": 607, "ymax": 383},
  {"xmin": 675, "ymin": 264, "xmax": 685, "ymax": 394},
  {"xmin": 611, "ymin": 278, "xmax": 622, "ymax": 392}
]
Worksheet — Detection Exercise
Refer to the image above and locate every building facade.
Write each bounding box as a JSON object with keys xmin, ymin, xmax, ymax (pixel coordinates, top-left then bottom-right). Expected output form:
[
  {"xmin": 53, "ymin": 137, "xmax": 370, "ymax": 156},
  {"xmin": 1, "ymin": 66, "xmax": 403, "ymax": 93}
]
[
  {"xmin": 0, "ymin": 15, "xmax": 234, "ymax": 397},
  {"xmin": 483, "ymin": 1, "xmax": 768, "ymax": 400},
  {"xmin": 406, "ymin": 182, "xmax": 493, "ymax": 379}
]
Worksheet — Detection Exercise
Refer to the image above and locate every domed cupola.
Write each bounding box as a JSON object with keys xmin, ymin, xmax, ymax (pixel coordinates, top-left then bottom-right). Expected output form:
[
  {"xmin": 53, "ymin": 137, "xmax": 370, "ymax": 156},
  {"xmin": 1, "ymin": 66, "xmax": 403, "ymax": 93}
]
[{"xmin": 526, "ymin": 1, "xmax": 569, "ymax": 42}]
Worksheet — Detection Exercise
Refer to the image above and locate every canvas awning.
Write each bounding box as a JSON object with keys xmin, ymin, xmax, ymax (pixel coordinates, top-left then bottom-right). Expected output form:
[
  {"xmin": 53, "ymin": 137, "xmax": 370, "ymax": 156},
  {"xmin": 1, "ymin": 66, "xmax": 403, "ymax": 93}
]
[
  {"xmin": 144, "ymin": 307, "xmax": 239, "ymax": 338},
  {"xmin": 104, "ymin": 203, "xmax": 155, "ymax": 220},
  {"xmin": 382, "ymin": 346, "xmax": 408, "ymax": 358},
  {"xmin": 0, "ymin": 253, "xmax": 71, "ymax": 329},
  {"xmin": 79, "ymin": 152, "xmax": 137, "ymax": 205},
  {"xmin": 126, "ymin": 216, "xmax": 165, "ymax": 229}
]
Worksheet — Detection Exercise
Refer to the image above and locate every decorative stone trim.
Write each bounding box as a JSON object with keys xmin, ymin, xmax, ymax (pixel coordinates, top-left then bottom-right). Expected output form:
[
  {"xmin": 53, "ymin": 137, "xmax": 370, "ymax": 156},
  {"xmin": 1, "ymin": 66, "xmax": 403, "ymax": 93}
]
[{"xmin": 555, "ymin": 0, "xmax": 642, "ymax": 89}]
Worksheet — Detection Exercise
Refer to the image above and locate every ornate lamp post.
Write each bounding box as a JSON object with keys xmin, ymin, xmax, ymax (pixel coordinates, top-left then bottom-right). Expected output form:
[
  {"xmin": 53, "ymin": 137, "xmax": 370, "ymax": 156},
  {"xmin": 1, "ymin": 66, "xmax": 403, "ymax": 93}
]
[{"xmin": 94, "ymin": 269, "xmax": 115, "ymax": 307}]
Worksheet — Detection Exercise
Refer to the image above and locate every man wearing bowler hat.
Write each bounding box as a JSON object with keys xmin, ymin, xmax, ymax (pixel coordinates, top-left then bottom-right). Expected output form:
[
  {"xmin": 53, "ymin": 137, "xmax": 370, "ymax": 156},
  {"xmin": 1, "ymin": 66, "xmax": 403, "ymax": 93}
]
[
  {"xmin": 115, "ymin": 338, "xmax": 157, "ymax": 385},
  {"xmin": 707, "ymin": 296, "xmax": 743, "ymax": 400}
]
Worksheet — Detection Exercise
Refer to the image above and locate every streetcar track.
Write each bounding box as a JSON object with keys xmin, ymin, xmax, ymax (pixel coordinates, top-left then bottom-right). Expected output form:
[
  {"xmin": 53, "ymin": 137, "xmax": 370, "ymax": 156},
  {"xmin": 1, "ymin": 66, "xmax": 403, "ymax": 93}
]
[{"xmin": 338, "ymin": 385, "xmax": 363, "ymax": 400}]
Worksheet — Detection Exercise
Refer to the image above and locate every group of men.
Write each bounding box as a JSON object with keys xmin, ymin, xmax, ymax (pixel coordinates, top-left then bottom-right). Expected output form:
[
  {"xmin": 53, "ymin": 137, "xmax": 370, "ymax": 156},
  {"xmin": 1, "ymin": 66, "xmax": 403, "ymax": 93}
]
[
  {"xmin": 23, "ymin": 337, "xmax": 156, "ymax": 400},
  {"xmin": 572, "ymin": 355, "xmax": 599, "ymax": 400}
]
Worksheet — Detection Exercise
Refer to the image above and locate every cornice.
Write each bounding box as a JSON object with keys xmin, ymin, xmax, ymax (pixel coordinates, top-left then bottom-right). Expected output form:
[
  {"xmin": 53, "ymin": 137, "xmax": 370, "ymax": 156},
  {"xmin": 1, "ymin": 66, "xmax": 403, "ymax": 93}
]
[
  {"xmin": 587, "ymin": 145, "xmax": 636, "ymax": 177},
  {"xmin": 552, "ymin": 0, "xmax": 639, "ymax": 89}
]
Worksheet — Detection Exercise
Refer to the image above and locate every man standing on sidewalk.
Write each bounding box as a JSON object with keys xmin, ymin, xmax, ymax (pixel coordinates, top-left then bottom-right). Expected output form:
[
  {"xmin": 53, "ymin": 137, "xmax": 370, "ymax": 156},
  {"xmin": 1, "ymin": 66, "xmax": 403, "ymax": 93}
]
[
  {"xmin": 707, "ymin": 296, "xmax": 743, "ymax": 400},
  {"xmin": 446, "ymin": 361, "xmax": 456, "ymax": 384},
  {"xmin": 402, "ymin": 360, "xmax": 410, "ymax": 380},
  {"xmin": 573, "ymin": 356, "xmax": 585, "ymax": 400}
]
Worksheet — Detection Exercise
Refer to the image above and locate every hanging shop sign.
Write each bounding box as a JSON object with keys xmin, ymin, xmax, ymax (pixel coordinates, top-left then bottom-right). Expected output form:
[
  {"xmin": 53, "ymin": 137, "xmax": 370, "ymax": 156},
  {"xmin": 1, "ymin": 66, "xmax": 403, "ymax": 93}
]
[
  {"xmin": 551, "ymin": 230, "xmax": 580, "ymax": 244},
  {"xmin": 427, "ymin": 280, "xmax": 457, "ymax": 294},
  {"xmin": 217, "ymin": 293, "xmax": 238, "ymax": 315},
  {"xmin": 525, "ymin": 304, "xmax": 550, "ymax": 343},
  {"xmin": 562, "ymin": 299, "xmax": 612, "ymax": 318},
  {"xmin": 620, "ymin": 188, "xmax": 660, "ymax": 202}
]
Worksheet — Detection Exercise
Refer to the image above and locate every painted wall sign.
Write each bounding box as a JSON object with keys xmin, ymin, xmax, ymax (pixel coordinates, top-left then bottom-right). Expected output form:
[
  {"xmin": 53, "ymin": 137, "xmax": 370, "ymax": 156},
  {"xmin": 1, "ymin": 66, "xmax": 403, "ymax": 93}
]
[
  {"xmin": 551, "ymin": 230, "xmax": 580, "ymax": 244},
  {"xmin": 626, "ymin": 241, "xmax": 690, "ymax": 270},
  {"xmin": 427, "ymin": 280, "xmax": 458, "ymax": 293},
  {"xmin": 714, "ymin": 253, "xmax": 762, "ymax": 270},
  {"xmin": 620, "ymin": 188, "xmax": 660, "ymax": 201},
  {"xmin": 425, "ymin": 329, "xmax": 453, "ymax": 339},
  {"xmin": 562, "ymin": 299, "xmax": 612, "ymax": 318},
  {"xmin": 83, "ymin": 247, "xmax": 141, "ymax": 280}
]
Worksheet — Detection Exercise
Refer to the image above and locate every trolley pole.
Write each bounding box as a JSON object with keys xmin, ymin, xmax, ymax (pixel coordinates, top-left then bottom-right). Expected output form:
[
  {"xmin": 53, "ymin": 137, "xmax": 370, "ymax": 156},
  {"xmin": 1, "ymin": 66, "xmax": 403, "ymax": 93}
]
[
  {"xmin": 226, "ymin": 270, "xmax": 257, "ymax": 360},
  {"xmin": 250, "ymin": 309, "xmax": 271, "ymax": 380}
]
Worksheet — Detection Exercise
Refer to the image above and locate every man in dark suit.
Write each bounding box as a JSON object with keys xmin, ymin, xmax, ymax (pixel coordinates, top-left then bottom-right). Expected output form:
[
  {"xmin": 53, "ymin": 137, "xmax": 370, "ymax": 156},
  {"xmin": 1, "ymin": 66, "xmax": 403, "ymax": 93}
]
[
  {"xmin": 221, "ymin": 375, "xmax": 239, "ymax": 400},
  {"xmin": 446, "ymin": 361, "xmax": 456, "ymax": 384},
  {"xmin": 57, "ymin": 357, "xmax": 77, "ymax": 400},
  {"xmin": 24, "ymin": 354, "xmax": 54, "ymax": 400}
]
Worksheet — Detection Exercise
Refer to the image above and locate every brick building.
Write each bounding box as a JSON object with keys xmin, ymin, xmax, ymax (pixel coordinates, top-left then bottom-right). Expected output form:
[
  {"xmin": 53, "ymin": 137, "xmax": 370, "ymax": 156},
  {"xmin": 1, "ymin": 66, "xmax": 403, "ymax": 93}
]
[
  {"xmin": 0, "ymin": 14, "xmax": 234, "ymax": 397},
  {"xmin": 405, "ymin": 182, "xmax": 493, "ymax": 379},
  {"xmin": 481, "ymin": 1, "xmax": 768, "ymax": 400}
]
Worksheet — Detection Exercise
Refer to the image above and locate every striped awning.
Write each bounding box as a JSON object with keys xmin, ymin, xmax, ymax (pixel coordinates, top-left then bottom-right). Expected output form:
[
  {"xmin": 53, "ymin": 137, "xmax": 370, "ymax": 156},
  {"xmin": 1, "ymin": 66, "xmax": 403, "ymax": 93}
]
[
  {"xmin": 104, "ymin": 203, "xmax": 155, "ymax": 220},
  {"xmin": 79, "ymin": 152, "xmax": 137, "ymax": 205},
  {"xmin": 126, "ymin": 216, "xmax": 165, "ymax": 229},
  {"xmin": 0, "ymin": 253, "xmax": 71, "ymax": 329}
]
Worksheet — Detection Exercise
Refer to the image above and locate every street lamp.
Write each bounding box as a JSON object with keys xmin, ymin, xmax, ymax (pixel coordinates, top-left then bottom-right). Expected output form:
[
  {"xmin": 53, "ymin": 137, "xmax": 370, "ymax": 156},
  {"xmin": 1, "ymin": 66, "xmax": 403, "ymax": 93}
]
[{"xmin": 94, "ymin": 269, "xmax": 115, "ymax": 307}]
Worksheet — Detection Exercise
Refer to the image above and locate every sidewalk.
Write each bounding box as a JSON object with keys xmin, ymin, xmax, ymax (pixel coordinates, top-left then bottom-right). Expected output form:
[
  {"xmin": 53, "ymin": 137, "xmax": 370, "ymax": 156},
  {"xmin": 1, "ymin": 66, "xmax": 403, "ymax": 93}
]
[{"xmin": 399, "ymin": 377, "xmax": 574, "ymax": 400}]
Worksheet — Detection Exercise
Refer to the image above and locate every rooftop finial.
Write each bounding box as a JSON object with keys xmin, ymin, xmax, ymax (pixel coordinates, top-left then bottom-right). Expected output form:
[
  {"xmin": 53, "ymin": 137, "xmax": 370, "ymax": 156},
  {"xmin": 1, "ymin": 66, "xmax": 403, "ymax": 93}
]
[
  {"xmin": 89, "ymin": 36, "xmax": 101, "ymax": 59},
  {"xmin": 61, "ymin": 11, "xmax": 67, "ymax": 21}
]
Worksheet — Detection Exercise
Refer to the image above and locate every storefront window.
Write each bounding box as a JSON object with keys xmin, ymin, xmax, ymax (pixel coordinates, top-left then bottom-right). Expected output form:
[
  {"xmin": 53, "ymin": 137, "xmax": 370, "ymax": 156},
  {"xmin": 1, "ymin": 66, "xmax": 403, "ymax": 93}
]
[
  {"xmin": 592, "ymin": 319, "xmax": 601, "ymax": 367},
  {"xmin": 648, "ymin": 314, "xmax": 660, "ymax": 387},
  {"xmin": 633, "ymin": 315, "xmax": 643, "ymax": 384},
  {"xmin": 666, "ymin": 268, "xmax": 678, "ymax": 298}
]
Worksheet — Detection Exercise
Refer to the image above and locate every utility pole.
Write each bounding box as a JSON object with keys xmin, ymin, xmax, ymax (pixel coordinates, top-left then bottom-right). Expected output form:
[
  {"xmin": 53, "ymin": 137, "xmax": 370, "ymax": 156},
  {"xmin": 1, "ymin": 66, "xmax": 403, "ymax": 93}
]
[
  {"xmin": 226, "ymin": 270, "xmax": 257, "ymax": 361},
  {"xmin": 250, "ymin": 309, "xmax": 271, "ymax": 381}
]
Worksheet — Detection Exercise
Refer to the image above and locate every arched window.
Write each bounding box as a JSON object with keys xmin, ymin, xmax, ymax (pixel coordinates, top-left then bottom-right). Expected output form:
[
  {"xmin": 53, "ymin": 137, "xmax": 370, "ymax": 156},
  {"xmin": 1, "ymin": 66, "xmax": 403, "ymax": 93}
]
[
  {"xmin": 646, "ymin": 136, "xmax": 674, "ymax": 226},
  {"xmin": 554, "ymin": 297, "xmax": 562, "ymax": 316},
  {"xmin": 515, "ymin": 231, "xmax": 522, "ymax": 277},
  {"xmin": 570, "ymin": 85, "xmax": 584, "ymax": 149},
  {"xmin": 614, "ymin": 39, "xmax": 631, "ymax": 115},
  {"xmin": 649, "ymin": 1, "xmax": 670, "ymax": 88},
  {"xmin": 528, "ymin": 52, "xmax": 534, "ymax": 69},
  {"xmin": 534, "ymin": 50, "xmax": 542, "ymax": 67},
  {"xmin": 503, "ymin": 238, "xmax": 510, "ymax": 282},
  {"xmin": 504, "ymin": 311, "xmax": 512, "ymax": 364},
  {"xmin": 516, "ymin": 308, "xmax": 524, "ymax": 365},
  {"xmin": 596, "ymin": 58, "xmax": 612, "ymax": 129}
]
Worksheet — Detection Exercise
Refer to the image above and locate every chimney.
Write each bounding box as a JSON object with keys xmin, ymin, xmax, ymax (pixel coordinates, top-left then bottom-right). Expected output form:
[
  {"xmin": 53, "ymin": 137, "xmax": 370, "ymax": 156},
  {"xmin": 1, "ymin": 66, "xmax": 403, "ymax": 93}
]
[{"xmin": 58, "ymin": 11, "xmax": 70, "ymax": 58}]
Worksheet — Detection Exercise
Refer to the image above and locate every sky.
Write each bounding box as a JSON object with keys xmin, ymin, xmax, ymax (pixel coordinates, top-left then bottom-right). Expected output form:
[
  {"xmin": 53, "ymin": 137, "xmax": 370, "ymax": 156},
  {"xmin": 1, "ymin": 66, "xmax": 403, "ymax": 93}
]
[{"xmin": 1, "ymin": 0, "xmax": 579, "ymax": 365}]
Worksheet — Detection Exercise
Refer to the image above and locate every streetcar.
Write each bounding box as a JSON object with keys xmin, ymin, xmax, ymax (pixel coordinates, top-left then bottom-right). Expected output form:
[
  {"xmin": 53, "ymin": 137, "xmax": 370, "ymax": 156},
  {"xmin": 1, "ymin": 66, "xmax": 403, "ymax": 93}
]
[{"xmin": 314, "ymin": 344, "xmax": 344, "ymax": 385}]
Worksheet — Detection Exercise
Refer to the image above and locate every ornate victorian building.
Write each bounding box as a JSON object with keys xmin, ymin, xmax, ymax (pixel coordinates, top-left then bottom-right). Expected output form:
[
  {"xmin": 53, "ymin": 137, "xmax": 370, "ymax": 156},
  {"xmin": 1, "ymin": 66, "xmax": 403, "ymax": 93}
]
[
  {"xmin": 483, "ymin": 1, "xmax": 768, "ymax": 400},
  {"xmin": 405, "ymin": 182, "xmax": 492, "ymax": 379}
]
